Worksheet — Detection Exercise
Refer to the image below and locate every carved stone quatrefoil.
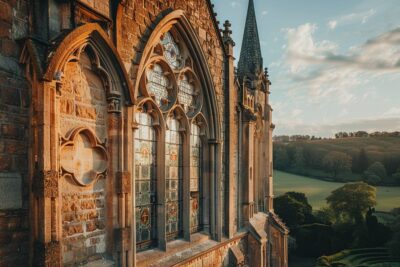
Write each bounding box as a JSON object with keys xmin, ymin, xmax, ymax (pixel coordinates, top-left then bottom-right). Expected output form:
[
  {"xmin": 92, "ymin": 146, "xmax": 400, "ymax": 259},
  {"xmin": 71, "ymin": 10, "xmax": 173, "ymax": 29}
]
[{"xmin": 60, "ymin": 127, "xmax": 108, "ymax": 186}]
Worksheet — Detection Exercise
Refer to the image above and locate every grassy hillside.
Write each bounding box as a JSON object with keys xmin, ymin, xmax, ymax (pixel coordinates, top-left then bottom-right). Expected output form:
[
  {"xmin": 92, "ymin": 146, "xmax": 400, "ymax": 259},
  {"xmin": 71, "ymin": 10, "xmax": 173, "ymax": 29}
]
[
  {"xmin": 274, "ymin": 171, "xmax": 400, "ymax": 211},
  {"xmin": 274, "ymin": 136, "xmax": 400, "ymax": 185}
]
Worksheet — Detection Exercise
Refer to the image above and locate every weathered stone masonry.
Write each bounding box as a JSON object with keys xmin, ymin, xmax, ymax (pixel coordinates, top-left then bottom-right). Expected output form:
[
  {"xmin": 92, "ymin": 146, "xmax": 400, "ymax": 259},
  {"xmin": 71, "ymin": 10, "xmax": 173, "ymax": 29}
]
[{"xmin": 0, "ymin": 0, "xmax": 288, "ymax": 266}]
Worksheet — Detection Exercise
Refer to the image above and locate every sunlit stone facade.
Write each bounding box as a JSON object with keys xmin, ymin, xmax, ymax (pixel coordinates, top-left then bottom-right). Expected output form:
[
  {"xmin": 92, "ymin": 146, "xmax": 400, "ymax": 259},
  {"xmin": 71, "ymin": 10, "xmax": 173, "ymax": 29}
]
[{"xmin": 0, "ymin": 0, "xmax": 288, "ymax": 266}]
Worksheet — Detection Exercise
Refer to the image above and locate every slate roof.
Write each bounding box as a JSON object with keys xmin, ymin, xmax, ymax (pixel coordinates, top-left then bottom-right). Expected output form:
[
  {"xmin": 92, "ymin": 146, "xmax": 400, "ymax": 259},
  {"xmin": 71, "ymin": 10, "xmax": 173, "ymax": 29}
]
[{"xmin": 237, "ymin": 0, "xmax": 264, "ymax": 81}]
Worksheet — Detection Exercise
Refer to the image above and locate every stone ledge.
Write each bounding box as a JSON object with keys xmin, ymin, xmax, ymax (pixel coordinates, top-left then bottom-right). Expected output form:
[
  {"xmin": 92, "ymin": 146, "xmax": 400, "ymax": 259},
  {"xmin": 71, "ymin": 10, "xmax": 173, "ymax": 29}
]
[{"xmin": 136, "ymin": 232, "xmax": 247, "ymax": 267}]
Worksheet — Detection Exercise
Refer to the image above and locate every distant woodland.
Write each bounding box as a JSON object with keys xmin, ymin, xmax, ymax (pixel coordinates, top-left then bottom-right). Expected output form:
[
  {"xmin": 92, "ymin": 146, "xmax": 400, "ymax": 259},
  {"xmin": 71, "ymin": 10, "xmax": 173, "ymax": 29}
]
[{"xmin": 273, "ymin": 135, "xmax": 400, "ymax": 186}]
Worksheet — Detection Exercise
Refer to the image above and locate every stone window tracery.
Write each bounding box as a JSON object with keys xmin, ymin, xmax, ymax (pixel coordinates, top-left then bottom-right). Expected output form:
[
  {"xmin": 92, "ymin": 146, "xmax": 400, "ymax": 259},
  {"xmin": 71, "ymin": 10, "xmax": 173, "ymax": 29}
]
[
  {"xmin": 178, "ymin": 74, "xmax": 196, "ymax": 112},
  {"xmin": 146, "ymin": 64, "xmax": 169, "ymax": 106},
  {"xmin": 161, "ymin": 32, "xmax": 182, "ymax": 70},
  {"xmin": 134, "ymin": 111, "xmax": 157, "ymax": 250},
  {"xmin": 135, "ymin": 29, "xmax": 210, "ymax": 250}
]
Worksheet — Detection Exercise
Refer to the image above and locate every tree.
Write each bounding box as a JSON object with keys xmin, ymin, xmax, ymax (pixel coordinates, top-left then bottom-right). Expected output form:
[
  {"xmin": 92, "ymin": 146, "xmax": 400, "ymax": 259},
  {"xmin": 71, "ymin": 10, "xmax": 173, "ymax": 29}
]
[
  {"xmin": 363, "ymin": 173, "xmax": 381, "ymax": 185},
  {"xmin": 357, "ymin": 148, "xmax": 369, "ymax": 173},
  {"xmin": 274, "ymin": 147, "xmax": 290, "ymax": 170},
  {"xmin": 292, "ymin": 147, "xmax": 306, "ymax": 173},
  {"xmin": 364, "ymin": 162, "xmax": 387, "ymax": 184},
  {"xmin": 326, "ymin": 182, "xmax": 377, "ymax": 224},
  {"xmin": 393, "ymin": 171, "xmax": 400, "ymax": 185},
  {"xmin": 314, "ymin": 207, "xmax": 335, "ymax": 225},
  {"xmin": 322, "ymin": 151, "xmax": 352, "ymax": 178},
  {"xmin": 387, "ymin": 208, "xmax": 400, "ymax": 258},
  {"xmin": 274, "ymin": 192, "xmax": 313, "ymax": 228}
]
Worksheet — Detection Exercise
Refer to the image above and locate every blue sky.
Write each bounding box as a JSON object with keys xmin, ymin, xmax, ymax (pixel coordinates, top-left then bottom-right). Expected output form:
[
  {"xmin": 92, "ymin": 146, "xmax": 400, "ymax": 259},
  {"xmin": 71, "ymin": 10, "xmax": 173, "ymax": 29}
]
[{"xmin": 213, "ymin": 0, "xmax": 400, "ymax": 137}]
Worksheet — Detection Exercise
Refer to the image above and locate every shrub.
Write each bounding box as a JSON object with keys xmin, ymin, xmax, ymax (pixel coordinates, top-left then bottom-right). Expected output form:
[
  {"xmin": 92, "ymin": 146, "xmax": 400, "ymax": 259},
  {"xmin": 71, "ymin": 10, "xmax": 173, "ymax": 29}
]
[
  {"xmin": 364, "ymin": 162, "xmax": 387, "ymax": 181},
  {"xmin": 363, "ymin": 173, "xmax": 382, "ymax": 185}
]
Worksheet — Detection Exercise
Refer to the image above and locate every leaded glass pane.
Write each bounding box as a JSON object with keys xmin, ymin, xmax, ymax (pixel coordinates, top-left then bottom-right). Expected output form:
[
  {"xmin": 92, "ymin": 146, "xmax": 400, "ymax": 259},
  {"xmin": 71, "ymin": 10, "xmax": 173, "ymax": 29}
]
[
  {"xmin": 161, "ymin": 32, "xmax": 182, "ymax": 70},
  {"xmin": 166, "ymin": 117, "xmax": 183, "ymax": 239},
  {"xmin": 146, "ymin": 64, "xmax": 169, "ymax": 106},
  {"xmin": 178, "ymin": 74, "xmax": 196, "ymax": 112},
  {"xmin": 134, "ymin": 112, "xmax": 157, "ymax": 250},
  {"xmin": 190, "ymin": 123, "xmax": 202, "ymax": 233}
]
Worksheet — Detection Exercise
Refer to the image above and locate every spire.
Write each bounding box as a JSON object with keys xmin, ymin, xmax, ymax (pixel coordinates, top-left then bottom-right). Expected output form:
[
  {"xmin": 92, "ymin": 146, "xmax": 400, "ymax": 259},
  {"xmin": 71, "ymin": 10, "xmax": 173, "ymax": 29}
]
[{"xmin": 237, "ymin": 0, "xmax": 263, "ymax": 81}]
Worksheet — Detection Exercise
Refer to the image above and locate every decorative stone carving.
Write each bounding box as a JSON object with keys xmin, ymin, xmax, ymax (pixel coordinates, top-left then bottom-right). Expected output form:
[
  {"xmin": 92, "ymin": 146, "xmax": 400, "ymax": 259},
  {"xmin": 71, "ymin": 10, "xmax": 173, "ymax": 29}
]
[
  {"xmin": 33, "ymin": 170, "xmax": 59, "ymax": 198},
  {"xmin": 60, "ymin": 127, "xmax": 107, "ymax": 186},
  {"xmin": 107, "ymin": 96, "xmax": 121, "ymax": 113}
]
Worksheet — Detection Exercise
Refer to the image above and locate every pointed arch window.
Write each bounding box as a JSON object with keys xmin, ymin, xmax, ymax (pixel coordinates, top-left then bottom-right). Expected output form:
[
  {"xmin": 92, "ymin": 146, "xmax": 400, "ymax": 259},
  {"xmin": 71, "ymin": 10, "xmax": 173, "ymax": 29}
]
[
  {"xmin": 134, "ymin": 27, "xmax": 215, "ymax": 250},
  {"xmin": 165, "ymin": 116, "xmax": 183, "ymax": 239},
  {"xmin": 134, "ymin": 111, "xmax": 157, "ymax": 250}
]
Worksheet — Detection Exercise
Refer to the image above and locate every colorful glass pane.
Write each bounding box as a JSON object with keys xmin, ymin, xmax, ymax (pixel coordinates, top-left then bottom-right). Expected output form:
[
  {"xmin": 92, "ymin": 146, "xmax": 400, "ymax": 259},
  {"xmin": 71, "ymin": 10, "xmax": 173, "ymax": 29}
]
[
  {"xmin": 190, "ymin": 123, "xmax": 202, "ymax": 233},
  {"xmin": 146, "ymin": 64, "xmax": 169, "ymax": 106},
  {"xmin": 166, "ymin": 117, "xmax": 183, "ymax": 239},
  {"xmin": 161, "ymin": 32, "xmax": 181, "ymax": 70},
  {"xmin": 178, "ymin": 74, "xmax": 196, "ymax": 112},
  {"xmin": 134, "ymin": 112, "xmax": 157, "ymax": 250}
]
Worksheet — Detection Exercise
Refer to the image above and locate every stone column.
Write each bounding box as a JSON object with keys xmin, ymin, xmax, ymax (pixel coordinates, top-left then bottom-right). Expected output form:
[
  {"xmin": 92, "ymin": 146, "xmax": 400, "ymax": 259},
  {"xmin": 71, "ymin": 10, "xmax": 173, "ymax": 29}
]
[
  {"xmin": 223, "ymin": 20, "xmax": 237, "ymax": 238},
  {"xmin": 241, "ymin": 116, "xmax": 256, "ymax": 224},
  {"xmin": 182, "ymin": 129, "xmax": 191, "ymax": 241},
  {"xmin": 32, "ymin": 82, "xmax": 61, "ymax": 267},
  {"xmin": 157, "ymin": 127, "xmax": 167, "ymax": 250},
  {"xmin": 107, "ymin": 95, "xmax": 131, "ymax": 266}
]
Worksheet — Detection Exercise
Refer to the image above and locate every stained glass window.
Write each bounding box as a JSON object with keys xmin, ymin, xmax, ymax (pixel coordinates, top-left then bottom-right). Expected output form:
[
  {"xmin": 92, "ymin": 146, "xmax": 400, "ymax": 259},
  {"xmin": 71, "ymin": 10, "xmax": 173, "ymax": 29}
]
[
  {"xmin": 190, "ymin": 123, "xmax": 202, "ymax": 233},
  {"xmin": 165, "ymin": 117, "xmax": 183, "ymax": 239},
  {"xmin": 178, "ymin": 74, "xmax": 196, "ymax": 112},
  {"xmin": 146, "ymin": 64, "xmax": 169, "ymax": 106},
  {"xmin": 161, "ymin": 32, "xmax": 182, "ymax": 70},
  {"xmin": 134, "ymin": 112, "xmax": 157, "ymax": 250}
]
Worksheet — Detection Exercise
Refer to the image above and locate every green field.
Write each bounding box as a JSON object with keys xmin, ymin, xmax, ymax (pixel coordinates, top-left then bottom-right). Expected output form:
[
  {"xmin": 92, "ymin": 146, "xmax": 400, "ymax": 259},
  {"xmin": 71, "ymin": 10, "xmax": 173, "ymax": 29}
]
[{"xmin": 274, "ymin": 170, "xmax": 400, "ymax": 211}]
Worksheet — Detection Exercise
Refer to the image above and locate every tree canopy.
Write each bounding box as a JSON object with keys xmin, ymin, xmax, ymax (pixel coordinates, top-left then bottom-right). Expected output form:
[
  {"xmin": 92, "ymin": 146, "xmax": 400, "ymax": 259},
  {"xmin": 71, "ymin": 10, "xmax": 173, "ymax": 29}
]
[
  {"xmin": 326, "ymin": 182, "xmax": 376, "ymax": 224},
  {"xmin": 322, "ymin": 151, "xmax": 352, "ymax": 178},
  {"xmin": 274, "ymin": 191, "xmax": 313, "ymax": 228}
]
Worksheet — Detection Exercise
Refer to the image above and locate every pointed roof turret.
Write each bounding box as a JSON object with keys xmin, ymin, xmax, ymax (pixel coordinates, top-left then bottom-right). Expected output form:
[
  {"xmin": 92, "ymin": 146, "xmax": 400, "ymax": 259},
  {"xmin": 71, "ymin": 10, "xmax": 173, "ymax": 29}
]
[{"xmin": 237, "ymin": 0, "xmax": 263, "ymax": 81}]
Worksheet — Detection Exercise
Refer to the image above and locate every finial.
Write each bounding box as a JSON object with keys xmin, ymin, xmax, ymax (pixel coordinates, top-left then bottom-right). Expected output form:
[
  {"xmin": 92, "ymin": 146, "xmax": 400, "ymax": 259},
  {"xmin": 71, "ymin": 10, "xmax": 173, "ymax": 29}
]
[
  {"xmin": 223, "ymin": 20, "xmax": 232, "ymax": 37},
  {"xmin": 264, "ymin": 68, "xmax": 269, "ymax": 78}
]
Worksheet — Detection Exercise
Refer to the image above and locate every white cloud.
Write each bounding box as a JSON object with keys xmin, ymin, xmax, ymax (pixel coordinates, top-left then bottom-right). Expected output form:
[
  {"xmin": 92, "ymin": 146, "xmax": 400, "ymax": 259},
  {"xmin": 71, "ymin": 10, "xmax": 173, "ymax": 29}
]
[
  {"xmin": 328, "ymin": 20, "xmax": 337, "ymax": 29},
  {"xmin": 231, "ymin": 1, "xmax": 240, "ymax": 8},
  {"xmin": 262, "ymin": 10, "xmax": 268, "ymax": 16},
  {"xmin": 384, "ymin": 107, "xmax": 400, "ymax": 117},
  {"xmin": 327, "ymin": 9, "xmax": 376, "ymax": 29},
  {"xmin": 284, "ymin": 23, "xmax": 337, "ymax": 74},
  {"xmin": 282, "ymin": 24, "xmax": 400, "ymax": 106}
]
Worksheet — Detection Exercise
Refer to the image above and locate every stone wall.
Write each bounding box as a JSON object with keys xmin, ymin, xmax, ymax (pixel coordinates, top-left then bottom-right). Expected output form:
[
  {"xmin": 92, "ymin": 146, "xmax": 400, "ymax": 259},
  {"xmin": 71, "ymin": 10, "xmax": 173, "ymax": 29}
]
[
  {"xmin": 78, "ymin": 0, "xmax": 110, "ymax": 17},
  {"xmin": 0, "ymin": 210, "xmax": 29, "ymax": 266},
  {"xmin": 177, "ymin": 237, "xmax": 247, "ymax": 267},
  {"xmin": 58, "ymin": 50, "xmax": 109, "ymax": 266},
  {"xmin": 0, "ymin": 0, "xmax": 30, "ymax": 266}
]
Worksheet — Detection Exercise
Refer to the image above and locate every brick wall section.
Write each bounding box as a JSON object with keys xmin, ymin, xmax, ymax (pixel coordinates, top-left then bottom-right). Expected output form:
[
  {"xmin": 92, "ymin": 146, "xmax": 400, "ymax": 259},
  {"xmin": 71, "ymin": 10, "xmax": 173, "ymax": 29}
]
[
  {"xmin": 0, "ymin": 210, "xmax": 29, "ymax": 267},
  {"xmin": 0, "ymin": 0, "xmax": 30, "ymax": 266},
  {"xmin": 78, "ymin": 0, "xmax": 110, "ymax": 17}
]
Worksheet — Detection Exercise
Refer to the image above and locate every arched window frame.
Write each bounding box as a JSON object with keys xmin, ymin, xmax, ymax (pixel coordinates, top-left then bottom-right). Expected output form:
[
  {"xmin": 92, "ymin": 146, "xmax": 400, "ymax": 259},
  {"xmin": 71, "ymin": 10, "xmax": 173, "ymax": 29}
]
[{"xmin": 132, "ymin": 11, "xmax": 222, "ymax": 251}]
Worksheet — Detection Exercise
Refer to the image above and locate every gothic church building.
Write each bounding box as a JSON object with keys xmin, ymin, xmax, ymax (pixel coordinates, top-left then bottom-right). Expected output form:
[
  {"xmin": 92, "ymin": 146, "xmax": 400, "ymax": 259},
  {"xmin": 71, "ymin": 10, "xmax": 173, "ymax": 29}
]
[{"xmin": 0, "ymin": 0, "xmax": 288, "ymax": 266}]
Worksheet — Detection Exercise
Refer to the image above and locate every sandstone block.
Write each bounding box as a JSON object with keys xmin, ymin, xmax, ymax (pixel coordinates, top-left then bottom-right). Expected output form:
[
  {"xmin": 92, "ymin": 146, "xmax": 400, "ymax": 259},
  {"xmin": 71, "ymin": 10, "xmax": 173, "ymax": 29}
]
[{"xmin": 0, "ymin": 2, "xmax": 12, "ymax": 24}]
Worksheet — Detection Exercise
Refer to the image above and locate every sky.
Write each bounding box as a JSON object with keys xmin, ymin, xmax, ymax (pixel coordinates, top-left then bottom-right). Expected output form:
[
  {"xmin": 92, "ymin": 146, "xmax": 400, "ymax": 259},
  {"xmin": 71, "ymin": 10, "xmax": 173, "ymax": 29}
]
[{"xmin": 212, "ymin": 0, "xmax": 400, "ymax": 137}]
